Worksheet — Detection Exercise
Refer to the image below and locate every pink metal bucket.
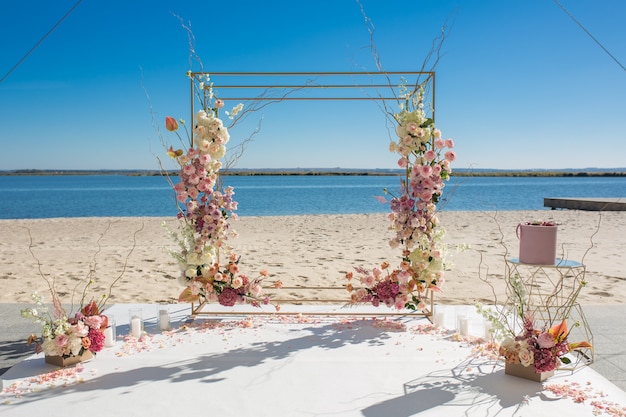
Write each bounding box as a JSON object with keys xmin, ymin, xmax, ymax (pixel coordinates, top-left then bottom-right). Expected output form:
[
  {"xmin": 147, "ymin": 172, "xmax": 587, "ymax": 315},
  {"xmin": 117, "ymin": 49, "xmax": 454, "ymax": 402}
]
[{"xmin": 516, "ymin": 223, "xmax": 557, "ymax": 265}]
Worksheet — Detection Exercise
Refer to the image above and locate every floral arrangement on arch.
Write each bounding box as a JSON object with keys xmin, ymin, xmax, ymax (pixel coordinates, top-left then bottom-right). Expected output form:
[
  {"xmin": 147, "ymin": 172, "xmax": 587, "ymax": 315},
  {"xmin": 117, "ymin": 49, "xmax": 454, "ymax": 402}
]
[
  {"xmin": 346, "ymin": 81, "xmax": 455, "ymax": 311},
  {"xmin": 498, "ymin": 314, "xmax": 592, "ymax": 373},
  {"xmin": 163, "ymin": 72, "xmax": 278, "ymax": 308}
]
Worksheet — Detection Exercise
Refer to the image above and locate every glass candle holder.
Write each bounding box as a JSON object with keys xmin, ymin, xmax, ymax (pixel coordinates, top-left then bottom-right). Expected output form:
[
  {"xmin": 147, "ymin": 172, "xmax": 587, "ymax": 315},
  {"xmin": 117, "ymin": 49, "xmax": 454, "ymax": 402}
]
[
  {"xmin": 158, "ymin": 306, "xmax": 170, "ymax": 331},
  {"xmin": 129, "ymin": 308, "xmax": 143, "ymax": 338},
  {"xmin": 103, "ymin": 315, "xmax": 117, "ymax": 347}
]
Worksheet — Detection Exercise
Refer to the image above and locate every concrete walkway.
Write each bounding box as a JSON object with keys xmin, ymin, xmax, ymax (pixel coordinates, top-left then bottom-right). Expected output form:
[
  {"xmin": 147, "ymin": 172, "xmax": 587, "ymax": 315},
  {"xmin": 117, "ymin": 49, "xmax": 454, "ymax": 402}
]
[{"xmin": 1, "ymin": 303, "xmax": 625, "ymax": 391}]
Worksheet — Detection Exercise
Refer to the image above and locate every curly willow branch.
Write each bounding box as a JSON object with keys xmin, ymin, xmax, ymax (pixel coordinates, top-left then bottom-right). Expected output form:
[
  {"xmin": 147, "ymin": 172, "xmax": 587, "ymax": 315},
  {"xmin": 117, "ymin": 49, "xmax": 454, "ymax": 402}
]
[{"xmin": 100, "ymin": 221, "xmax": 145, "ymax": 311}]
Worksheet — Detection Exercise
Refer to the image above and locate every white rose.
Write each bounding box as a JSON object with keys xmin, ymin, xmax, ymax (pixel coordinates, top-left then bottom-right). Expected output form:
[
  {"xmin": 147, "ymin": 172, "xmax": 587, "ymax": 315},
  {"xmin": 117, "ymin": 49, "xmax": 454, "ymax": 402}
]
[{"xmin": 518, "ymin": 347, "xmax": 534, "ymax": 367}]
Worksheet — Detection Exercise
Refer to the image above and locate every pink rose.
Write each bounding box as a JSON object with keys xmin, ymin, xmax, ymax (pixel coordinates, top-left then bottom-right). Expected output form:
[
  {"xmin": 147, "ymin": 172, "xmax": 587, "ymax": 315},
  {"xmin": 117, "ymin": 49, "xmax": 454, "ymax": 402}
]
[
  {"xmin": 82, "ymin": 315, "xmax": 104, "ymax": 330},
  {"xmin": 54, "ymin": 333, "xmax": 69, "ymax": 348},
  {"xmin": 419, "ymin": 165, "xmax": 433, "ymax": 178},
  {"xmin": 444, "ymin": 150, "xmax": 456, "ymax": 162},
  {"xmin": 406, "ymin": 122, "xmax": 419, "ymax": 134},
  {"xmin": 424, "ymin": 149, "xmax": 437, "ymax": 162}
]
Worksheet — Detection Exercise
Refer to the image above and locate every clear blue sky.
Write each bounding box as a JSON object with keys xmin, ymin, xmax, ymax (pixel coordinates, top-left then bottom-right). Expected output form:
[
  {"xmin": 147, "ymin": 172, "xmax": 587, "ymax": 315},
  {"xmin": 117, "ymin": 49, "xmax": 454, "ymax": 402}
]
[{"xmin": 1, "ymin": 0, "xmax": 625, "ymax": 171}]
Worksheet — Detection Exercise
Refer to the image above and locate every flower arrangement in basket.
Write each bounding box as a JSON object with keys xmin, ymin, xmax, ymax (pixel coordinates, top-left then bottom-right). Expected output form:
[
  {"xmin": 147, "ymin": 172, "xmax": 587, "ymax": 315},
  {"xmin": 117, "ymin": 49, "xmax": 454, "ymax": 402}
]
[
  {"xmin": 498, "ymin": 314, "xmax": 592, "ymax": 373},
  {"xmin": 163, "ymin": 73, "xmax": 278, "ymax": 309},
  {"xmin": 20, "ymin": 224, "xmax": 142, "ymax": 363},
  {"xmin": 478, "ymin": 263, "xmax": 592, "ymax": 377},
  {"xmin": 22, "ymin": 296, "xmax": 107, "ymax": 361},
  {"xmin": 346, "ymin": 81, "xmax": 455, "ymax": 311}
]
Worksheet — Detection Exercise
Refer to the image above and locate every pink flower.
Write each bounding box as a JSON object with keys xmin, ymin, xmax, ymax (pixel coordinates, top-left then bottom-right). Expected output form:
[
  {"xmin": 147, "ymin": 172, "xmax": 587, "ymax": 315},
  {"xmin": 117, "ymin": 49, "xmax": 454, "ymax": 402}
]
[
  {"xmin": 406, "ymin": 122, "xmax": 419, "ymax": 134},
  {"xmin": 537, "ymin": 332, "xmax": 556, "ymax": 349},
  {"xmin": 445, "ymin": 138, "xmax": 455, "ymax": 148},
  {"xmin": 82, "ymin": 315, "xmax": 104, "ymax": 330},
  {"xmin": 444, "ymin": 150, "xmax": 456, "ymax": 162},
  {"xmin": 187, "ymin": 186, "xmax": 199, "ymax": 199},
  {"xmin": 214, "ymin": 99, "xmax": 225, "ymax": 109},
  {"xmin": 218, "ymin": 287, "xmax": 239, "ymax": 307},
  {"xmin": 54, "ymin": 333, "xmax": 69, "ymax": 348},
  {"xmin": 88, "ymin": 328, "xmax": 105, "ymax": 352},
  {"xmin": 397, "ymin": 270, "xmax": 411, "ymax": 284},
  {"xmin": 434, "ymin": 139, "xmax": 446, "ymax": 149},
  {"xmin": 188, "ymin": 173, "xmax": 200, "ymax": 185},
  {"xmin": 183, "ymin": 164, "xmax": 196, "ymax": 176},
  {"xmin": 398, "ymin": 157, "xmax": 408, "ymax": 168},
  {"xmin": 419, "ymin": 165, "xmax": 433, "ymax": 178}
]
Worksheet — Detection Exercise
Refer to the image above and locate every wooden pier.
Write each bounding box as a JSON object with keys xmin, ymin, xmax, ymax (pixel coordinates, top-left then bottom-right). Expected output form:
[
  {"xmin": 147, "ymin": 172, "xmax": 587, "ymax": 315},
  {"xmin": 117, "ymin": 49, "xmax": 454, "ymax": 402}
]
[{"xmin": 544, "ymin": 197, "xmax": 626, "ymax": 211}]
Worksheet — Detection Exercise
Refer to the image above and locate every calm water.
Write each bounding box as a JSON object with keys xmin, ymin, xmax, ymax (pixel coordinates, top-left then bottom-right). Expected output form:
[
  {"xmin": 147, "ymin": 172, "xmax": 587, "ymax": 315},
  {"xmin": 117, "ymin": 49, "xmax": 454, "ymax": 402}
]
[{"xmin": 0, "ymin": 174, "xmax": 624, "ymax": 219}]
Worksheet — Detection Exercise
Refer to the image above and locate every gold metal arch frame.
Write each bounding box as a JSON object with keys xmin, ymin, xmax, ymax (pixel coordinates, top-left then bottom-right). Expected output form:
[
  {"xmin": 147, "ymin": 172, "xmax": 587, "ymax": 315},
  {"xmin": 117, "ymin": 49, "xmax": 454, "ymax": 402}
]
[{"xmin": 187, "ymin": 71, "xmax": 435, "ymax": 319}]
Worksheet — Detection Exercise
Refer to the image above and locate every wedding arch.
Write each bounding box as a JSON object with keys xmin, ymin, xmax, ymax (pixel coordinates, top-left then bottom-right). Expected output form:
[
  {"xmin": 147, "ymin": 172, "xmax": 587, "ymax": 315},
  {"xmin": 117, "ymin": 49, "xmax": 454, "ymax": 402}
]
[{"xmin": 175, "ymin": 70, "xmax": 446, "ymax": 317}]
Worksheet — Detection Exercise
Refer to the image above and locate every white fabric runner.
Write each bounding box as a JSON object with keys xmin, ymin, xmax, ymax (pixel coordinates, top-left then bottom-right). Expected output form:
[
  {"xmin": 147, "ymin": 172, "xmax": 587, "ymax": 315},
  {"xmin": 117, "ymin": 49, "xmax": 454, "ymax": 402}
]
[{"xmin": 1, "ymin": 304, "xmax": 624, "ymax": 416}]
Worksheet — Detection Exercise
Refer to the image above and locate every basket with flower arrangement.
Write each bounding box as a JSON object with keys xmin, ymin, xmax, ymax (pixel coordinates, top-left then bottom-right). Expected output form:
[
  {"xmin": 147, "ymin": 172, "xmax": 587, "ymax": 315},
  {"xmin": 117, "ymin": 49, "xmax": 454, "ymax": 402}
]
[
  {"xmin": 20, "ymin": 224, "xmax": 142, "ymax": 366},
  {"xmin": 498, "ymin": 314, "xmax": 592, "ymax": 381},
  {"xmin": 22, "ymin": 297, "xmax": 108, "ymax": 366}
]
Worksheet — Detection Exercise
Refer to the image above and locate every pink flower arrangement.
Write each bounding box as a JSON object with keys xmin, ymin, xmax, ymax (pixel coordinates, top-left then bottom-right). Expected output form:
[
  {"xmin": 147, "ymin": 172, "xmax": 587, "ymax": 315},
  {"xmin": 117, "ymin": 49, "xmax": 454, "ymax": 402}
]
[
  {"xmin": 164, "ymin": 74, "xmax": 276, "ymax": 308},
  {"xmin": 498, "ymin": 314, "xmax": 592, "ymax": 373},
  {"xmin": 22, "ymin": 298, "xmax": 107, "ymax": 358},
  {"xmin": 347, "ymin": 82, "xmax": 452, "ymax": 311}
]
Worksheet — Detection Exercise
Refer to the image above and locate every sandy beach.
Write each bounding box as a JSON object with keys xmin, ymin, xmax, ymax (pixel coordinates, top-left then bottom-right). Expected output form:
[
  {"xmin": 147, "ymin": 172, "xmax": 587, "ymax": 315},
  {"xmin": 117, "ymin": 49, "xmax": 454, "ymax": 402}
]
[{"xmin": 0, "ymin": 210, "xmax": 624, "ymax": 307}]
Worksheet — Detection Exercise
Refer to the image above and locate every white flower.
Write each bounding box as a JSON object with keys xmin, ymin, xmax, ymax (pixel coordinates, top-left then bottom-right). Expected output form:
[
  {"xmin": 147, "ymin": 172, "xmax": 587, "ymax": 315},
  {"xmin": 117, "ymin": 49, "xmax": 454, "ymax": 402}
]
[
  {"xmin": 518, "ymin": 345, "xmax": 534, "ymax": 367},
  {"xmin": 231, "ymin": 276, "xmax": 243, "ymax": 289},
  {"xmin": 185, "ymin": 266, "xmax": 197, "ymax": 278},
  {"xmin": 68, "ymin": 336, "xmax": 83, "ymax": 356}
]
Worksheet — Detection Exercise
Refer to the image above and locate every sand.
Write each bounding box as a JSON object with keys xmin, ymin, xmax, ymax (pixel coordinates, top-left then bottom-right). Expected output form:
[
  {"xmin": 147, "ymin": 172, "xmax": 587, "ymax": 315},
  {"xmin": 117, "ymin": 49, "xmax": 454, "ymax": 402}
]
[{"xmin": 0, "ymin": 210, "xmax": 623, "ymax": 307}]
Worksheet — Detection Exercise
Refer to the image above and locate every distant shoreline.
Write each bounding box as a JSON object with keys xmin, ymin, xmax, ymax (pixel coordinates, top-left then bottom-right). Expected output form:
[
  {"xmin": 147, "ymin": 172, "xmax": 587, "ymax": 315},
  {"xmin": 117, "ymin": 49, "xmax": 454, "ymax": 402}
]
[{"xmin": 1, "ymin": 169, "xmax": 626, "ymax": 177}]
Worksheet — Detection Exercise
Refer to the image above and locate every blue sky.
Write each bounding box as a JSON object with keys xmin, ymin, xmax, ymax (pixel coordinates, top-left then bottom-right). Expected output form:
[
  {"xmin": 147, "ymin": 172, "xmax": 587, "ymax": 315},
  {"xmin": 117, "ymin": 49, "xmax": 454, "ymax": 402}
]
[{"xmin": 1, "ymin": 0, "xmax": 625, "ymax": 171}]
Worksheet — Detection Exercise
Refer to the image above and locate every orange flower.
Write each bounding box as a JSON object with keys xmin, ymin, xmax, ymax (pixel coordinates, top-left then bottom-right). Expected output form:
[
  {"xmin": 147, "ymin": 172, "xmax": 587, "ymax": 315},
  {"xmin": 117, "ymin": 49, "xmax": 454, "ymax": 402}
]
[
  {"xmin": 81, "ymin": 336, "xmax": 91, "ymax": 349},
  {"xmin": 569, "ymin": 340, "xmax": 593, "ymax": 350},
  {"xmin": 548, "ymin": 319, "xmax": 569, "ymax": 343},
  {"xmin": 273, "ymin": 280, "xmax": 283, "ymax": 289},
  {"xmin": 165, "ymin": 116, "xmax": 179, "ymax": 131}
]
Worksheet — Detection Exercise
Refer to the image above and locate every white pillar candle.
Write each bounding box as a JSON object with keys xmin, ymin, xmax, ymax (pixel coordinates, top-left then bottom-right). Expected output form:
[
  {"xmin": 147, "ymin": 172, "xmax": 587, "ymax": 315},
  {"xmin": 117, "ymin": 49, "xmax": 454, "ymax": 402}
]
[
  {"xmin": 434, "ymin": 312, "xmax": 446, "ymax": 328},
  {"xmin": 159, "ymin": 309, "xmax": 170, "ymax": 331},
  {"xmin": 130, "ymin": 317, "xmax": 142, "ymax": 338},
  {"xmin": 484, "ymin": 321, "xmax": 493, "ymax": 341},
  {"xmin": 459, "ymin": 317, "xmax": 469, "ymax": 336},
  {"xmin": 104, "ymin": 326, "xmax": 115, "ymax": 347}
]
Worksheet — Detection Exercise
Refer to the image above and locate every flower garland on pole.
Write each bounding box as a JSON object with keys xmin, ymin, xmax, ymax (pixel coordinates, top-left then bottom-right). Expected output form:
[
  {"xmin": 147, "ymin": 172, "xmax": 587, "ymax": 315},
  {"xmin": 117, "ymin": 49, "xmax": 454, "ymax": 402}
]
[
  {"xmin": 164, "ymin": 73, "xmax": 278, "ymax": 310},
  {"xmin": 346, "ymin": 79, "xmax": 455, "ymax": 311}
]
